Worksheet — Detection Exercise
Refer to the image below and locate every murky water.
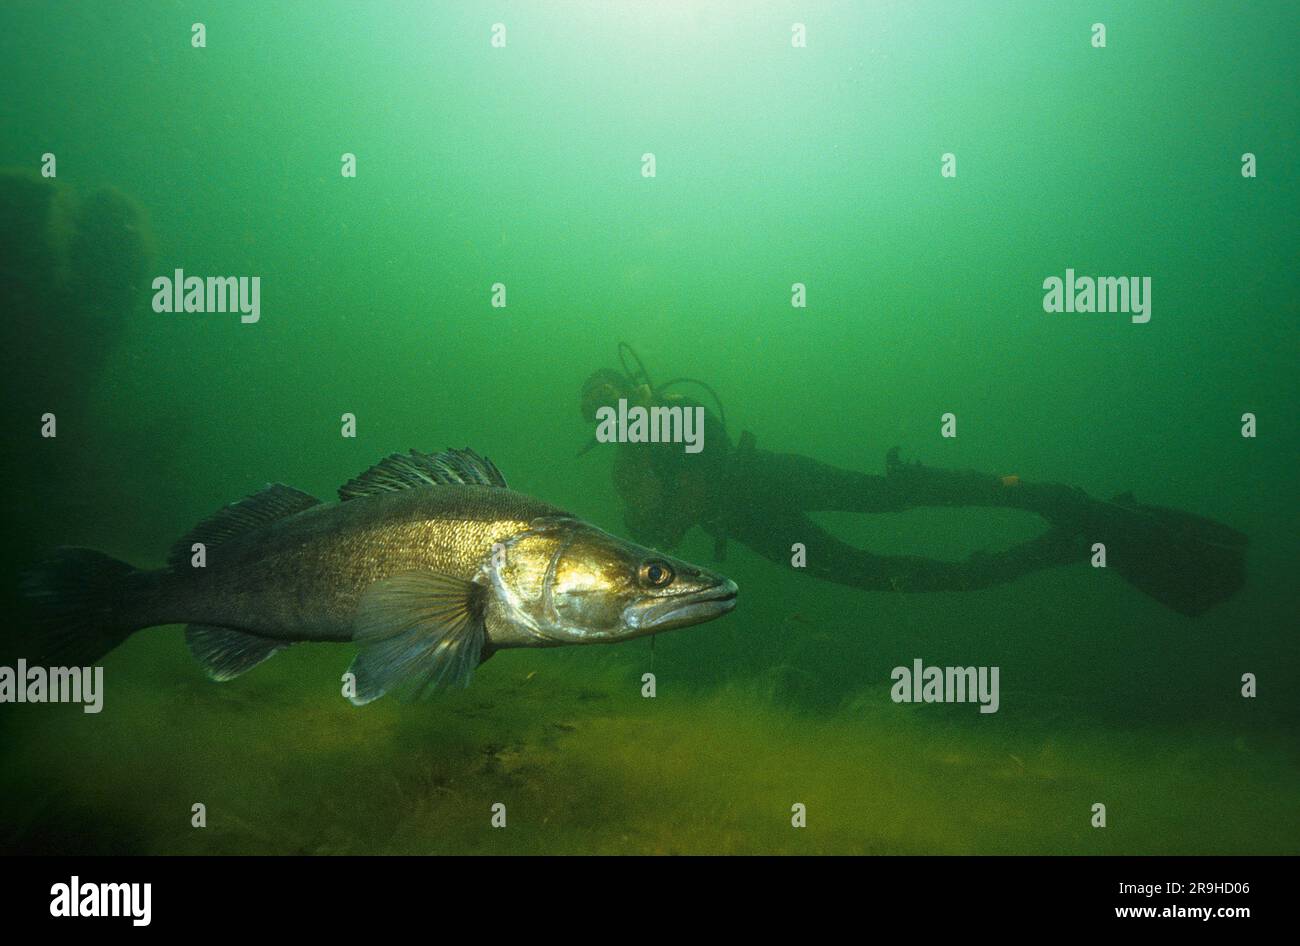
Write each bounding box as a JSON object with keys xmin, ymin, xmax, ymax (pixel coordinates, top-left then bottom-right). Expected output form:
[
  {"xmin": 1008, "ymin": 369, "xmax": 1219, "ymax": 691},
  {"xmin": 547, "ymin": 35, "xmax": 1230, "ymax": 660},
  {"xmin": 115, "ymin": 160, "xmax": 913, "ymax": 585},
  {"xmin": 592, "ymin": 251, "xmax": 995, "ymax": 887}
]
[{"xmin": 2, "ymin": 1, "xmax": 1296, "ymax": 855}]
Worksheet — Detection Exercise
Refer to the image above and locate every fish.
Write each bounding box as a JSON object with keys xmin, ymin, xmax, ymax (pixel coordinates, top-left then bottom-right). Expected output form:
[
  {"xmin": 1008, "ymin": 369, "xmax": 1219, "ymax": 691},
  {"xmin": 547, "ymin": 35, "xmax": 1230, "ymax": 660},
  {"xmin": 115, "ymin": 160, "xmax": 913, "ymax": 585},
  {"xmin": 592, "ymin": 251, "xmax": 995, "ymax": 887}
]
[{"xmin": 20, "ymin": 448, "xmax": 739, "ymax": 704}]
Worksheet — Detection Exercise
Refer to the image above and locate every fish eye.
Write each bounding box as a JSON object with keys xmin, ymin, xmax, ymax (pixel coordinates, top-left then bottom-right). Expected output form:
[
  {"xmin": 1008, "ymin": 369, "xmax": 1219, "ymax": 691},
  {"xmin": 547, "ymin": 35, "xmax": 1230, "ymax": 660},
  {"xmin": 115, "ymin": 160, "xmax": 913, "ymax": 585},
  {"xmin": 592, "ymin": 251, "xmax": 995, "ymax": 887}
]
[{"xmin": 640, "ymin": 560, "xmax": 674, "ymax": 588}]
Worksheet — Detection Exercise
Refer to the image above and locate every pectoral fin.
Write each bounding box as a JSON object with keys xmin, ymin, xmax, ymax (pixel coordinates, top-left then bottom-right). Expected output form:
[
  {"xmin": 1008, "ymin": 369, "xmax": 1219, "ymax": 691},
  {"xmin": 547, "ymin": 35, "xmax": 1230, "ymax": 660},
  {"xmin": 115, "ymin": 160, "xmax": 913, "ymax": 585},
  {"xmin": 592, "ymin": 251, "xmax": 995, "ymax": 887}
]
[{"xmin": 346, "ymin": 571, "xmax": 488, "ymax": 705}]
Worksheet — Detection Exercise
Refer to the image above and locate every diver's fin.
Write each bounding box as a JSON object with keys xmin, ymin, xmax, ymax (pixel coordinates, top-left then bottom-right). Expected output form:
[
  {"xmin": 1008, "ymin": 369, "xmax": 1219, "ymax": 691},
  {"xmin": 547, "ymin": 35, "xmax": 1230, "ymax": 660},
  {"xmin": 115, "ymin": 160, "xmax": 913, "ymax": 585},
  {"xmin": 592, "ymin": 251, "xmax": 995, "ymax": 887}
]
[
  {"xmin": 1099, "ymin": 497, "xmax": 1248, "ymax": 617},
  {"xmin": 339, "ymin": 448, "xmax": 507, "ymax": 501},
  {"xmin": 168, "ymin": 484, "xmax": 321, "ymax": 566},
  {"xmin": 346, "ymin": 571, "xmax": 488, "ymax": 705},
  {"xmin": 185, "ymin": 625, "xmax": 289, "ymax": 682}
]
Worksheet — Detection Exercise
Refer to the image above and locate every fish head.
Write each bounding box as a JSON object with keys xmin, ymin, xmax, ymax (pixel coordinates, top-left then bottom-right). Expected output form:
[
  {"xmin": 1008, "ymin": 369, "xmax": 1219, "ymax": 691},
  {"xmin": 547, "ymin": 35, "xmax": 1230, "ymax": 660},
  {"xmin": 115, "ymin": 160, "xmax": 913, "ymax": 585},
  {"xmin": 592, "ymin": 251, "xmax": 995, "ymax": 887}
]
[{"xmin": 491, "ymin": 517, "xmax": 737, "ymax": 644}]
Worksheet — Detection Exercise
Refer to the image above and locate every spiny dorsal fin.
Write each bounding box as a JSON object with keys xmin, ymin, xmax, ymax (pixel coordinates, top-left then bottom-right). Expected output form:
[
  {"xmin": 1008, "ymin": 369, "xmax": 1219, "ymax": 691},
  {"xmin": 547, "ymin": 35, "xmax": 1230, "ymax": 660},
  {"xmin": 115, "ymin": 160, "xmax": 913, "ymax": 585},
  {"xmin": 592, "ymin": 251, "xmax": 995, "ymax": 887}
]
[
  {"xmin": 168, "ymin": 483, "xmax": 321, "ymax": 567},
  {"xmin": 338, "ymin": 448, "xmax": 507, "ymax": 501},
  {"xmin": 185, "ymin": 624, "xmax": 289, "ymax": 681},
  {"xmin": 346, "ymin": 571, "xmax": 489, "ymax": 704}
]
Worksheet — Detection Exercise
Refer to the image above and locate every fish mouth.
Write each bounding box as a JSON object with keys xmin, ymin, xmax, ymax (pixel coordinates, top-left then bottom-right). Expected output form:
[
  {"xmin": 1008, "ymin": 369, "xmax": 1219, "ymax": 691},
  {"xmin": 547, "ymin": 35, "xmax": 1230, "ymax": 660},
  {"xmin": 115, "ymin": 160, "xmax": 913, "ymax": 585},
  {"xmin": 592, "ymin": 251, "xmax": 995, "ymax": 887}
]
[{"xmin": 639, "ymin": 579, "xmax": 739, "ymax": 632}]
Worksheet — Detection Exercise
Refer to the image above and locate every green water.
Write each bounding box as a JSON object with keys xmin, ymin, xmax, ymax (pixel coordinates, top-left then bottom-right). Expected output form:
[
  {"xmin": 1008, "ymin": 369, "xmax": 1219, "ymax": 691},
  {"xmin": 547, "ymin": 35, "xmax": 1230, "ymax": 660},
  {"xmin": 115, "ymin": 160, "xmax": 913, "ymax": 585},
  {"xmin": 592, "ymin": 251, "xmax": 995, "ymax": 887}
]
[{"xmin": 2, "ymin": 1, "xmax": 1296, "ymax": 854}]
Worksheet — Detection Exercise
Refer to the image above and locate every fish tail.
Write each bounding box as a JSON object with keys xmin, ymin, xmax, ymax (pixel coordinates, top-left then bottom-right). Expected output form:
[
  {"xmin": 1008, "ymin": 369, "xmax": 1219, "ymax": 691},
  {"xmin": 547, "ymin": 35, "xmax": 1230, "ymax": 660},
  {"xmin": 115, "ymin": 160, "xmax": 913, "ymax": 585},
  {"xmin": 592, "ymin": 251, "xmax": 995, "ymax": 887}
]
[{"xmin": 19, "ymin": 547, "xmax": 142, "ymax": 665}]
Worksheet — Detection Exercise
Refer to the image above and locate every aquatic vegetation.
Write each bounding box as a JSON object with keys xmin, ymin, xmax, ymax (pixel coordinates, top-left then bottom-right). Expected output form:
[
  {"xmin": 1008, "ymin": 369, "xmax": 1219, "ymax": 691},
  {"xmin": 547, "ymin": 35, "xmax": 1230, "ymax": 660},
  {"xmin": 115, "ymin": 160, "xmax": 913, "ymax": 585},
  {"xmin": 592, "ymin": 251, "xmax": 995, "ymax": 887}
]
[{"xmin": 3, "ymin": 636, "xmax": 1295, "ymax": 855}]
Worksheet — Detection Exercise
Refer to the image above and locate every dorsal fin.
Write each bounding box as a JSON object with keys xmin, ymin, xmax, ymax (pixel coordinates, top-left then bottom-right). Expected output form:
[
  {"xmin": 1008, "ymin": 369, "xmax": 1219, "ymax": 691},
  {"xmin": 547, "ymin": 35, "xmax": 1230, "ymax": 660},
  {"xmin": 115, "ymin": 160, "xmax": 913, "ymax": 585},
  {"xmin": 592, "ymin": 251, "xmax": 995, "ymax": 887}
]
[
  {"xmin": 168, "ymin": 483, "xmax": 321, "ymax": 566},
  {"xmin": 338, "ymin": 448, "xmax": 508, "ymax": 501}
]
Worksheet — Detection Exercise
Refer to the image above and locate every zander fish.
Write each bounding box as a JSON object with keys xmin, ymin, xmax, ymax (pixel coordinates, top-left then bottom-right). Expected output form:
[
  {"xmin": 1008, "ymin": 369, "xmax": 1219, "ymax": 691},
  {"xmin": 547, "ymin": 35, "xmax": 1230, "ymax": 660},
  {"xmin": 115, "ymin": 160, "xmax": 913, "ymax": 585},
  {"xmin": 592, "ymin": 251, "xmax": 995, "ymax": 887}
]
[{"xmin": 21, "ymin": 448, "xmax": 738, "ymax": 704}]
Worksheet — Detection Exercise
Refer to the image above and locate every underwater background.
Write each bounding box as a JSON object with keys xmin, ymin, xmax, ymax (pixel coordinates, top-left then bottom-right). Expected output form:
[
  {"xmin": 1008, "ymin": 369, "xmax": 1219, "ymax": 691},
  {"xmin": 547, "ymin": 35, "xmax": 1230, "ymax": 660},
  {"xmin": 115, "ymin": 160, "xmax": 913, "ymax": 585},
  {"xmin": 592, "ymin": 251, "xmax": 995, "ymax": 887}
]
[{"xmin": 1, "ymin": 0, "xmax": 1296, "ymax": 854}]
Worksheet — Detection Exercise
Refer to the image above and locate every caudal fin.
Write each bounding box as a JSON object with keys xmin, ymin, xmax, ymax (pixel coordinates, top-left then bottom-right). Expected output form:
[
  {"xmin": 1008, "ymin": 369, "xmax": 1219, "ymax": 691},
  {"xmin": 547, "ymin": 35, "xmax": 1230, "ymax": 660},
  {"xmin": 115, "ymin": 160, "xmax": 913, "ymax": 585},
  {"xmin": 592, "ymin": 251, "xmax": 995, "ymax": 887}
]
[{"xmin": 19, "ymin": 547, "xmax": 141, "ymax": 665}]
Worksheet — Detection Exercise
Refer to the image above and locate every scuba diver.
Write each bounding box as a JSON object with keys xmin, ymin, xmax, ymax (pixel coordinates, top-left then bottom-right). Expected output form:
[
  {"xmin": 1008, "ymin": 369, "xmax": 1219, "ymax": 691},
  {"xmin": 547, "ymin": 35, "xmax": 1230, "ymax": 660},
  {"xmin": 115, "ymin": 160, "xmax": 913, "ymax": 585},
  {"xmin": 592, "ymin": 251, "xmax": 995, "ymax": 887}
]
[{"xmin": 578, "ymin": 344, "xmax": 1247, "ymax": 617}]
